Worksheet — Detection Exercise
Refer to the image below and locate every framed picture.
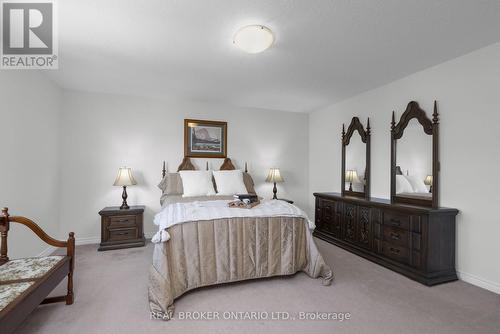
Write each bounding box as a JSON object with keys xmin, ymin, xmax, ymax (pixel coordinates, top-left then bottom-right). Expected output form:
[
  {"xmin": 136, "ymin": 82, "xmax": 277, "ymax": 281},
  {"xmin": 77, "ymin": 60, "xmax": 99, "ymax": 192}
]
[{"xmin": 184, "ymin": 119, "xmax": 227, "ymax": 158}]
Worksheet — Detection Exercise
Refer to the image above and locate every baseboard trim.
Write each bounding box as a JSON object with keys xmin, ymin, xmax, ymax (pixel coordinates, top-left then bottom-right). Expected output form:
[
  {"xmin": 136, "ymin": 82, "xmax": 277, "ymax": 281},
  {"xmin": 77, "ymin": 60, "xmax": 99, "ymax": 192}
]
[
  {"xmin": 75, "ymin": 236, "xmax": 100, "ymax": 245},
  {"xmin": 457, "ymin": 270, "xmax": 500, "ymax": 295},
  {"xmin": 75, "ymin": 232, "xmax": 156, "ymax": 246},
  {"xmin": 36, "ymin": 232, "xmax": 156, "ymax": 256}
]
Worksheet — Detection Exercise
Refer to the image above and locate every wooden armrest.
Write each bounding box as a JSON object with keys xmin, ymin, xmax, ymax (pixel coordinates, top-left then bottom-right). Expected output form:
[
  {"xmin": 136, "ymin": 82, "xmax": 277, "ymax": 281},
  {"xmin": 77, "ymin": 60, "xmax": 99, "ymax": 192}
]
[
  {"xmin": 8, "ymin": 216, "xmax": 69, "ymax": 248},
  {"xmin": 1, "ymin": 207, "xmax": 75, "ymax": 265}
]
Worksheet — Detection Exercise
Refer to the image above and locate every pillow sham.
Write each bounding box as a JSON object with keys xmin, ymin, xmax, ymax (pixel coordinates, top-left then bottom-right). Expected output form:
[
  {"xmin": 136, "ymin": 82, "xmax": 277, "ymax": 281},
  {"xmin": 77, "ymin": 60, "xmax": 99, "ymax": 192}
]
[
  {"xmin": 395, "ymin": 175, "xmax": 414, "ymax": 194},
  {"xmin": 178, "ymin": 170, "xmax": 216, "ymax": 197},
  {"xmin": 243, "ymin": 172, "xmax": 256, "ymax": 194},
  {"xmin": 157, "ymin": 173, "xmax": 183, "ymax": 195},
  {"xmin": 404, "ymin": 175, "xmax": 428, "ymax": 193},
  {"xmin": 213, "ymin": 170, "xmax": 248, "ymax": 196}
]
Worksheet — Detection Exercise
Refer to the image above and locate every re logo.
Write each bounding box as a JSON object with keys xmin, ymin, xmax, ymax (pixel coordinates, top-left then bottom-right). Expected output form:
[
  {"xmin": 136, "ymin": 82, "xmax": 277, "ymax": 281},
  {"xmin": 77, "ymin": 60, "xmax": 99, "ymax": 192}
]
[{"xmin": 1, "ymin": 0, "xmax": 58, "ymax": 69}]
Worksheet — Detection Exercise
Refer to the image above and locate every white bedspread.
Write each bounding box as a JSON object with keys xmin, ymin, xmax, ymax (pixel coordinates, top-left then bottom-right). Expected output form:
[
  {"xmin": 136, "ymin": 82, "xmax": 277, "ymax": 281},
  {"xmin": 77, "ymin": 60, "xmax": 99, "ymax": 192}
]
[{"xmin": 151, "ymin": 199, "xmax": 314, "ymax": 243}]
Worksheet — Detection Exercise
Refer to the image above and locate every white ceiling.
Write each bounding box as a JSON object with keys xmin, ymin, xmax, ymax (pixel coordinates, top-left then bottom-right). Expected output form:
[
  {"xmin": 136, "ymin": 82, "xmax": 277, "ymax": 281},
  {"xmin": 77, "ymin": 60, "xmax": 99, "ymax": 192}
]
[{"xmin": 47, "ymin": 0, "xmax": 500, "ymax": 112}]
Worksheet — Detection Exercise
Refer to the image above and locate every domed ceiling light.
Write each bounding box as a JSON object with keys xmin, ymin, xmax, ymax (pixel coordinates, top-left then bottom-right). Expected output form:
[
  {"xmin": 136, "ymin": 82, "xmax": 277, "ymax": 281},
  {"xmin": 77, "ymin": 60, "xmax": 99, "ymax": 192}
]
[{"xmin": 233, "ymin": 25, "xmax": 274, "ymax": 54}]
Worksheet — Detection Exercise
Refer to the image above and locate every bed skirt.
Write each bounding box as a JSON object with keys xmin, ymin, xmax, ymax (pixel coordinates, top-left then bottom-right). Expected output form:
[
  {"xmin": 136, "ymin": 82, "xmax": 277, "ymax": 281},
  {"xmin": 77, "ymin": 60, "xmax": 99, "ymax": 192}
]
[{"xmin": 148, "ymin": 217, "xmax": 333, "ymax": 320}]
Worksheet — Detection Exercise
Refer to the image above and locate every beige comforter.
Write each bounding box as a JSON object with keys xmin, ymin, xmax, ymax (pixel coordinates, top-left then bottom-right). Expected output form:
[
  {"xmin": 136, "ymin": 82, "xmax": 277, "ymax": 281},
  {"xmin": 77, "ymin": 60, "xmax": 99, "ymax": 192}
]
[{"xmin": 148, "ymin": 216, "xmax": 333, "ymax": 320}]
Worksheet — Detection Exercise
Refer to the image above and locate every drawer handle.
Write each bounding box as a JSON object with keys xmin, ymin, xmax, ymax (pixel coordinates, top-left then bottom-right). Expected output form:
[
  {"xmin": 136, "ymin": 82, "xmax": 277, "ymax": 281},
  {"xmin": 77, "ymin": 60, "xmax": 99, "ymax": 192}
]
[
  {"xmin": 390, "ymin": 232, "xmax": 400, "ymax": 240},
  {"xmin": 389, "ymin": 247, "xmax": 400, "ymax": 254},
  {"xmin": 115, "ymin": 232, "xmax": 129, "ymax": 236},
  {"xmin": 389, "ymin": 219, "xmax": 401, "ymax": 226}
]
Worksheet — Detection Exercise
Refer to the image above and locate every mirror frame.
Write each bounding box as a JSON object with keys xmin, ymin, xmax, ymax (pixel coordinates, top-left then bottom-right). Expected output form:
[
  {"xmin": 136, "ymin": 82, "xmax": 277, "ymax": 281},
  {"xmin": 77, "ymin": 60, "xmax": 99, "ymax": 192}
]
[
  {"xmin": 342, "ymin": 117, "xmax": 371, "ymax": 199},
  {"xmin": 390, "ymin": 101, "xmax": 439, "ymax": 208}
]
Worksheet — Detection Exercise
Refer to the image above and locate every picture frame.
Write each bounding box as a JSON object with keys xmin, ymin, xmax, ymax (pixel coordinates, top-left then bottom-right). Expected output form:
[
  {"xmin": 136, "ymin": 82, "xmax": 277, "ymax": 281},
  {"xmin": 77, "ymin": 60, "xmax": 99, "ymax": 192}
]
[{"xmin": 184, "ymin": 119, "xmax": 227, "ymax": 158}]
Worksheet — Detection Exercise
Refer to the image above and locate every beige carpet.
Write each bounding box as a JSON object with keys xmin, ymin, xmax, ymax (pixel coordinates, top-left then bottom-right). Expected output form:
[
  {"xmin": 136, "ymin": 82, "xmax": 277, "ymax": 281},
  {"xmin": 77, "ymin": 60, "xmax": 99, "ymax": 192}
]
[{"xmin": 14, "ymin": 238, "xmax": 500, "ymax": 334}]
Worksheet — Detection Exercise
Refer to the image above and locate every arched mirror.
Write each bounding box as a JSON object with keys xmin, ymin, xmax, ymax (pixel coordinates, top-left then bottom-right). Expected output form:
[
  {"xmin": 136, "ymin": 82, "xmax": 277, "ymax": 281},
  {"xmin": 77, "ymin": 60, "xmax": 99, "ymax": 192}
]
[
  {"xmin": 391, "ymin": 101, "xmax": 439, "ymax": 208},
  {"xmin": 342, "ymin": 117, "xmax": 370, "ymax": 199}
]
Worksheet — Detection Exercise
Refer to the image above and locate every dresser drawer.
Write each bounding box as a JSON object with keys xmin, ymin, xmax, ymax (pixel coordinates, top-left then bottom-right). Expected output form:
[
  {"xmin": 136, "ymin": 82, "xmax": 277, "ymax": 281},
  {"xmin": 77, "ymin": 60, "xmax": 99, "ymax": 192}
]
[
  {"xmin": 381, "ymin": 242, "xmax": 409, "ymax": 264},
  {"xmin": 108, "ymin": 215, "xmax": 137, "ymax": 229},
  {"xmin": 319, "ymin": 199, "xmax": 335, "ymax": 214},
  {"xmin": 382, "ymin": 226, "xmax": 409, "ymax": 247},
  {"xmin": 383, "ymin": 211, "xmax": 410, "ymax": 230},
  {"xmin": 109, "ymin": 227, "xmax": 138, "ymax": 241}
]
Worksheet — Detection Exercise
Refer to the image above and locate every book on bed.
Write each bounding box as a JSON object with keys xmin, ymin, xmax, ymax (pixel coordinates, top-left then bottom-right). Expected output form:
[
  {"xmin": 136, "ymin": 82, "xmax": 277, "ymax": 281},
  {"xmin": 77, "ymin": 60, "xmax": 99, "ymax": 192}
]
[{"xmin": 233, "ymin": 194, "xmax": 259, "ymax": 202}]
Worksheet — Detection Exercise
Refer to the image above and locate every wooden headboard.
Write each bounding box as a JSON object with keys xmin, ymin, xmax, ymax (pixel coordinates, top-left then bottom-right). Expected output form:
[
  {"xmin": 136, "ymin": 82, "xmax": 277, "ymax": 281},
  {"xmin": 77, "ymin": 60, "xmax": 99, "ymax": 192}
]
[
  {"xmin": 219, "ymin": 158, "xmax": 236, "ymax": 170},
  {"xmin": 177, "ymin": 157, "xmax": 196, "ymax": 172},
  {"xmin": 162, "ymin": 158, "xmax": 247, "ymax": 177},
  {"xmin": 395, "ymin": 166, "xmax": 403, "ymax": 175}
]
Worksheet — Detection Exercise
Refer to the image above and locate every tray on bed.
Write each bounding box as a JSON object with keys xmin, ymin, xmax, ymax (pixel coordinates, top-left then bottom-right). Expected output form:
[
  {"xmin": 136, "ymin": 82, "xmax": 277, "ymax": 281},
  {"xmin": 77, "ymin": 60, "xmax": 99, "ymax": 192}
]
[{"xmin": 228, "ymin": 200, "xmax": 260, "ymax": 209}]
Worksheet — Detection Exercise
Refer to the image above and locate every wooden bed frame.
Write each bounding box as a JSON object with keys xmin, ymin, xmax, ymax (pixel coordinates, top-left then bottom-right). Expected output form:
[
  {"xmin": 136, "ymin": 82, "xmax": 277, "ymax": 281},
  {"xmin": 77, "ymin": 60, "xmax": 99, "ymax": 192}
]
[
  {"xmin": 162, "ymin": 157, "xmax": 246, "ymax": 177},
  {"xmin": 0, "ymin": 208, "xmax": 75, "ymax": 334}
]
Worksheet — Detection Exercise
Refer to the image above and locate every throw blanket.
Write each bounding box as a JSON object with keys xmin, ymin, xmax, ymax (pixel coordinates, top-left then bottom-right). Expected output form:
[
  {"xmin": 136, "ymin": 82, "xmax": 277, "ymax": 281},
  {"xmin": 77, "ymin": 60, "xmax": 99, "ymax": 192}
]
[{"xmin": 152, "ymin": 199, "xmax": 314, "ymax": 243}]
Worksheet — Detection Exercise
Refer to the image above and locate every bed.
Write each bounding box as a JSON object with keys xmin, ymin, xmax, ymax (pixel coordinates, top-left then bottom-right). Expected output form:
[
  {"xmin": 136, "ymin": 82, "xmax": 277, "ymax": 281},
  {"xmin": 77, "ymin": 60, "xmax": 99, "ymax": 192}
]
[{"xmin": 148, "ymin": 158, "xmax": 333, "ymax": 320}]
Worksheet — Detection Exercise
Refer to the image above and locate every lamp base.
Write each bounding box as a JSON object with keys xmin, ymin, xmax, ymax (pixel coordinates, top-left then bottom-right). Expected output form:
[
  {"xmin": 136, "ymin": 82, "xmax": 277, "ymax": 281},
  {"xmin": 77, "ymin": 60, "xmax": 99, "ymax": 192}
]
[
  {"xmin": 272, "ymin": 182, "xmax": 278, "ymax": 200},
  {"xmin": 120, "ymin": 186, "xmax": 130, "ymax": 210}
]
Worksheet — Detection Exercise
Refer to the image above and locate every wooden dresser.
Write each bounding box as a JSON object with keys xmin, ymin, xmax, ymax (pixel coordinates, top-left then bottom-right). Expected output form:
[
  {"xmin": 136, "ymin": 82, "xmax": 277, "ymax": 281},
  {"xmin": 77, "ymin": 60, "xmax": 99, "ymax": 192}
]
[
  {"xmin": 313, "ymin": 192, "xmax": 458, "ymax": 285},
  {"xmin": 98, "ymin": 206, "xmax": 145, "ymax": 251}
]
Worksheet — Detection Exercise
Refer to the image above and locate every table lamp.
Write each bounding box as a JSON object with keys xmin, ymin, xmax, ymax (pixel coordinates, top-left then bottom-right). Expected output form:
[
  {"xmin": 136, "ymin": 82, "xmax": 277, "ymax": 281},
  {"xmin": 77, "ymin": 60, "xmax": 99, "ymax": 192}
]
[
  {"xmin": 345, "ymin": 170, "xmax": 358, "ymax": 192},
  {"xmin": 424, "ymin": 175, "xmax": 433, "ymax": 193},
  {"xmin": 113, "ymin": 167, "xmax": 137, "ymax": 209},
  {"xmin": 266, "ymin": 168, "xmax": 284, "ymax": 199}
]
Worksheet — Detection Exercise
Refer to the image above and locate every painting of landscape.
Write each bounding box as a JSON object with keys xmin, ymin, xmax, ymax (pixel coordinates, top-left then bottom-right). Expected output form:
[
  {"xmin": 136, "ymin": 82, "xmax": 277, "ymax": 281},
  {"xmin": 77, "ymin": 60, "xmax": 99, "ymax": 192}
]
[
  {"xmin": 184, "ymin": 119, "xmax": 227, "ymax": 158},
  {"xmin": 191, "ymin": 126, "xmax": 222, "ymax": 152}
]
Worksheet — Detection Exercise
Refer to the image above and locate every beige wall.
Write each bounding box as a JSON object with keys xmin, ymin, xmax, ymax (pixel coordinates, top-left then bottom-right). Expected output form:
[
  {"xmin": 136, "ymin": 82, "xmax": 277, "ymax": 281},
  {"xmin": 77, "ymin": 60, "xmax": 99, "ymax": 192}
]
[
  {"xmin": 57, "ymin": 91, "xmax": 309, "ymax": 241},
  {"xmin": 309, "ymin": 42, "xmax": 500, "ymax": 293},
  {"xmin": 0, "ymin": 71, "xmax": 62, "ymax": 259}
]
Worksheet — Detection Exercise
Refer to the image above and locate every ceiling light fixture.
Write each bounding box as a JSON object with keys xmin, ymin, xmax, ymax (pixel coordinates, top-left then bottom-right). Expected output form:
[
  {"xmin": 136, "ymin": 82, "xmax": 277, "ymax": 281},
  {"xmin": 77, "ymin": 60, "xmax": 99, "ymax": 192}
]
[{"xmin": 233, "ymin": 25, "xmax": 274, "ymax": 54}]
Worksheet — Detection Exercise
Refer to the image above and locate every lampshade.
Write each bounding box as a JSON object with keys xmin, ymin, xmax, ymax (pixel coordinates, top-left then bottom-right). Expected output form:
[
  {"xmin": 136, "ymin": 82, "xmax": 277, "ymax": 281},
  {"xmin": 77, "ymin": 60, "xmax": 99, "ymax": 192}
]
[
  {"xmin": 424, "ymin": 175, "xmax": 433, "ymax": 186},
  {"xmin": 113, "ymin": 167, "xmax": 137, "ymax": 187},
  {"xmin": 265, "ymin": 168, "xmax": 284, "ymax": 183},
  {"xmin": 345, "ymin": 170, "xmax": 358, "ymax": 183}
]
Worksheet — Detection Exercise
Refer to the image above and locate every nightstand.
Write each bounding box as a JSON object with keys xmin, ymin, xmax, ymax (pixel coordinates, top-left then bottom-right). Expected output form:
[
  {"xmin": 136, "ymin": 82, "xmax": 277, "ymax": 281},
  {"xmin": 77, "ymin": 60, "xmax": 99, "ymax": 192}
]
[{"xmin": 98, "ymin": 206, "xmax": 145, "ymax": 251}]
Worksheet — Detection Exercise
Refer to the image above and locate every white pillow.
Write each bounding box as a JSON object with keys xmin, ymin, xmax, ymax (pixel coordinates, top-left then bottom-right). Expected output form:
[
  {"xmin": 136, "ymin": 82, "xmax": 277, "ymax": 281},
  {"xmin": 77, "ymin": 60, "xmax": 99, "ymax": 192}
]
[
  {"xmin": 404, "ymin": 175, "xmax": 428, "ymax": 193},
  {"xmin": 395, "ymin": 175, "xmax": 414, "ymax": 194},
  {"xmin": 213, "ymin": 170, "xmax": 248, "ymax": 196},
  {"xmin": 178, "ymin": 170, "xmax": 216, "ymax": 197}
]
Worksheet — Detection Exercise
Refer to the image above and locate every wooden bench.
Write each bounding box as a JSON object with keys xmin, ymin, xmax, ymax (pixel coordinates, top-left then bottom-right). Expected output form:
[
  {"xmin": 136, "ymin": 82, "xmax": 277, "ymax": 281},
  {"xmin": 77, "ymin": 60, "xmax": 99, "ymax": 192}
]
[{"xmin": 0, "ymin": 208, "xmax": 75, "ymax": 334}]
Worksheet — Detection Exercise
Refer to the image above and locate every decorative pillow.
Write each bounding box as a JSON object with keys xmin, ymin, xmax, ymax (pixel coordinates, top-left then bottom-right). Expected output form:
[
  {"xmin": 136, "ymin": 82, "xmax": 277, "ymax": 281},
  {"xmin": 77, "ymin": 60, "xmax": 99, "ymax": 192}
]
[
  {"xmin": 158, "ymin": 171, "xmax": 256, "ymax": 196},
  {"xmin": 178, "ymin": 171, "xmax": 216, "ymax": 197},
  {"xmin": 404, "ymin": 175, "xmax": 428, "ymax": 193},
  {"xmin": 213, "ymin": 170, "xmax": 248, "ymax": 196},
  {"xmin": 243, "ymin": 172, "xmax": 256, "ymax": 194},
  {"xmin": 157, "ymin": 173, "xmax": 183, "ymax": 195},
  {"xmin": 395, "ymin": 175, "xmax": 414, "ymax": 194}
]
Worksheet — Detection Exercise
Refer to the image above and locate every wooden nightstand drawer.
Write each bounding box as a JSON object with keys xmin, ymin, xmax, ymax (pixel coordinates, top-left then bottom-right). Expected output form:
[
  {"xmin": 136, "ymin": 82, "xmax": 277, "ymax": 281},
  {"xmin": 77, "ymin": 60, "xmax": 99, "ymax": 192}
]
[
  {"xmin": 98, "ymin": 206, "xmax": 145, "ymax": 251},
  {"xmin": 109, "ymin": 227, "xmax": 138, "ymax": 241},
  {"xmin": 109, "ymin": 215, "xmax": 137, "ymax": 229}
]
